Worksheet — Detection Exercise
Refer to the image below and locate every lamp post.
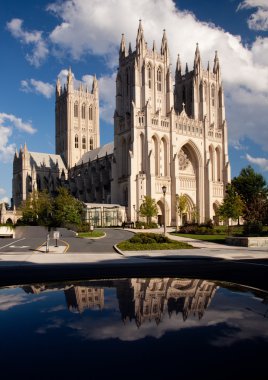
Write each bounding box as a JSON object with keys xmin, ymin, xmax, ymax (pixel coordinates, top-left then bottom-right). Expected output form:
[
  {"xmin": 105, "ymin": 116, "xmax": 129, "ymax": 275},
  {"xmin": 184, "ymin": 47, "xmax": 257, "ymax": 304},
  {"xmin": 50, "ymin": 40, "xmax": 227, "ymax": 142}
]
[
  {"xmin": 176, "ymin": 193, "xmax": 179, "ymax": 232},
  {"xmin": 133, "ymin": 204, "xmax": 136, "ymax": 227},
  {"xmin": 162, "ymin": 185, "xmax": 167, "ymax": 236}
]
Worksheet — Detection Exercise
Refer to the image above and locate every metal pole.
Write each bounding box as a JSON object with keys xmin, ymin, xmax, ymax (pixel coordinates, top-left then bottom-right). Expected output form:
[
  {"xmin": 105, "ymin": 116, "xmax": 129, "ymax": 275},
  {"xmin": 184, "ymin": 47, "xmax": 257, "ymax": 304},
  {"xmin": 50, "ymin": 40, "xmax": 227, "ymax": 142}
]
[{"xmin": 164, "ymin": 193, "xmax": 166, "ymax": 236}]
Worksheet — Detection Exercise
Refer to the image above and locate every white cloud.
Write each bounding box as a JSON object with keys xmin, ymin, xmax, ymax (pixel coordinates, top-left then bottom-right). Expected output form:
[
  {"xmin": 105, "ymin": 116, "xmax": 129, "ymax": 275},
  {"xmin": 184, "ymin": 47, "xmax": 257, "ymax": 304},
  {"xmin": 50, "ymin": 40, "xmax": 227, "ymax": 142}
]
[
  {"xmin": 0, "ymin": 188, "xmax": 9, "ymax": 204},
  {"xmin": 0, "ymin": 126, "xmax": 16, "ymax": 163},
  {"xmin": 6, "ymin": 18, "xmax": 49, "ymax": 67},
  {"xmin": 21, "ymin": 79, "xmax": 54, "ymax": 98},
  {"xmin": 0, "ymin": 113, "xmax": 36, "ymax": 134},
  {"xmin": 245, "ymin": 154, "xmax": 268, "ymax": 171},
  {"xmin": 99, "ymin": 73, "xmax": 116, "ymax": 124},
  {"xmin": 237, "ymin": 0, "xmax": 268, "ymax": 31},
  {"xmin": 45, "ymin": 0, "xmax": 268, "ymax": 149},
  {"xmin": 0, "ymin": 113, "xmax": 36, "ymax": 163}
]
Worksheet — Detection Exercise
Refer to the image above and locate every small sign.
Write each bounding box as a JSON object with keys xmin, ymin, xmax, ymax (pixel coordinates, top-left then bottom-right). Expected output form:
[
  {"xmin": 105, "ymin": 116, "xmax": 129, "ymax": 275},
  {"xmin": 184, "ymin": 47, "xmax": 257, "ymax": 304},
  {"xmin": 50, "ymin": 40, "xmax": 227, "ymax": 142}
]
[{"xmin": 53, "ymin": 231, "xmax": 60, "ymax": 240}]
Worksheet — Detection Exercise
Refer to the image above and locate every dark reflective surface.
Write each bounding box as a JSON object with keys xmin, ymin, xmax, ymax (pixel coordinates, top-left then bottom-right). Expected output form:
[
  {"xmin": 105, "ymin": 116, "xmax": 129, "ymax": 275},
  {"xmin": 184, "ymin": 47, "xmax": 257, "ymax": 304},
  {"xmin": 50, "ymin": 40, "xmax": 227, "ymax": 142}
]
[{"xmin": 0, "ymin": 278, "xmax": 267, "ymax": 379}]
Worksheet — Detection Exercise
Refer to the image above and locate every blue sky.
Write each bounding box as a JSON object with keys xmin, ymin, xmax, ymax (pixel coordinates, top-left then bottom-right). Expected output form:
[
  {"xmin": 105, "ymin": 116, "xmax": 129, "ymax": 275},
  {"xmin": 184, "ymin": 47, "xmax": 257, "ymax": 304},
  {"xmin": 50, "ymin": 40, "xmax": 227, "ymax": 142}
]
[{"xmin": 1, "ymin": 0, "xmax": 268, "ymax": 204}]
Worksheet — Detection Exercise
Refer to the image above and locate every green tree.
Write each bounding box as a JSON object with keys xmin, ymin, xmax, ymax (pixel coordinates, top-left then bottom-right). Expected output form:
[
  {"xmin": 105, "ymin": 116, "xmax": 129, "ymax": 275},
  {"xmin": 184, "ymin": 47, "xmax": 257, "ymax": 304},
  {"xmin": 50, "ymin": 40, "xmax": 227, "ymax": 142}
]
[
  {"xmin": 232, "ymin": 166, "xmax": 268, "ymax": 226},
  {"xmin": 52, "ymin": 187, "xmax": 83, "ymax": 227},
  {"xmin": 139, "ymin": 196, "xmax": 158, "ymax": 224},
  {"xmin": 20, "ymin": 190, "xmax": 53, "ymax": 225},
  {"xmin": 217, "ymin": 184, "xmax": 244, "ymax": 234},
  {"xmin": 176, "ymin": 194, "xmax": 188, "ymax": 230}
]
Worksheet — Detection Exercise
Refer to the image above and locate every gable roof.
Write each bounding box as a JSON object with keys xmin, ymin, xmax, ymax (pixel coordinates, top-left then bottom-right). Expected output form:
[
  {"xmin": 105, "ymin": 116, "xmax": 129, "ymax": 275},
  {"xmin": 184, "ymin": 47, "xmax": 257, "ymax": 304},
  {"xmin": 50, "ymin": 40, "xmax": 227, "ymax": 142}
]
[{"xmin": 29, "ymin": 152, "xmax": 67, "ymax": 172}]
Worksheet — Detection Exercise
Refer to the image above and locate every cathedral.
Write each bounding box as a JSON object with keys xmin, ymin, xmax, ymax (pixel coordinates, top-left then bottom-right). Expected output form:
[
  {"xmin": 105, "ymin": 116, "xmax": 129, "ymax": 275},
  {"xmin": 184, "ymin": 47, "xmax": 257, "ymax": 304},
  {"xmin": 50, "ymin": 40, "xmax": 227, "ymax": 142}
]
[{"xmin": 11, "ymin": 21, "xmax": 230, "ymax": 226}]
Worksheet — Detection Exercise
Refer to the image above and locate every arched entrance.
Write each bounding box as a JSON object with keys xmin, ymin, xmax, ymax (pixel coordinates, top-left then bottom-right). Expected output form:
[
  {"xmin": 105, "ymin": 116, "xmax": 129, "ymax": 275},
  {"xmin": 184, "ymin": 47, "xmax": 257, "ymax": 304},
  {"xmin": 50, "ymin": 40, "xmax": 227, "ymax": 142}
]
[
  {"xmin": 157, "ymin": 200, "xmax": 164, "ymax": 226},
  {"xmin": 157, "ymin": 198, "xmax": 169, "ymax": 227},
  {"xmin": 177, "ymin": 141, "xmax": 202, "ymax": 222},
  {"xmin": 213, "ymin": 202, "xmax": 220, "ymax": 225}
]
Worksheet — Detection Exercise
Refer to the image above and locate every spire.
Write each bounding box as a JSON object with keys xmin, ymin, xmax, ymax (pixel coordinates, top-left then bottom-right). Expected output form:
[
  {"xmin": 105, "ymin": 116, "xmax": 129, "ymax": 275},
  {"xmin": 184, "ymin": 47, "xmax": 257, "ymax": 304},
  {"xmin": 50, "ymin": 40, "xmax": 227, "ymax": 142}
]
[
  {"xmin": 161, "ymin": 29, "xmax": 169, "ymax": 62},
  {"xmin": 67, "ymin": 67, "xmax": 73, "ymax": 90},
  {"xmin": 152, "ymin": 40, "xmax": 156, "ymax": 52},
  {"xmin": 56, "ymin": 77, "xmax": 61, "ymax": 97},
  {"xmin": 161, "ymin": 29, "xmax": 168, "ymax": 54},
  {"xmin": 128, "ymin": 42, "xmax": 132, "ymax": 55},
  {"xmin": 207, "ymin": 61, "xmax": 210, "ymax": 71},
  {"xmin": 120, "ymin": 33, "xmax": 126, "ymax": 57},
  {"xmin": 136, "ymin": 19, "xmax": 144, "ymax": 42},
  {"xmin": 15, "ymin": 147, "xmax": 19, "ymax": 159},
  {"xmin": 194, "ymin": 43, "xmax": 201, "ymax": 75},
  {"xmin": 136, "ymin": 19, "xmax": 146, "ymax": 55},
  {"xmin": 23, "ymin": 142, "xmax": 28, "ymax": 154},
  {"xmin": 176, "ymin": 54, "xmax": 182, "ymax": 80},
  {"xmin": 185, "ymin": 62, "xmax": 189, "ymax": 74},
  {"xmin": 92, "ymin": 74, "xmax": 98, "ymax": 93},
  {"xmin": 213, "ymin": 50, "xmax": 220, "ymax": 75}
]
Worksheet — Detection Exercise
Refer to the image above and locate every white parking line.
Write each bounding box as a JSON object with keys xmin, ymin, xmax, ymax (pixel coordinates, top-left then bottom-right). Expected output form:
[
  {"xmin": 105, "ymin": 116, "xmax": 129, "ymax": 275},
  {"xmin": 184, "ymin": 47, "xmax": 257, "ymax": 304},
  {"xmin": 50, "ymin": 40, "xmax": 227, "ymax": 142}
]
[{"xmin": 0, "ymin": 238, "xmax": 25, "ymax": 250}]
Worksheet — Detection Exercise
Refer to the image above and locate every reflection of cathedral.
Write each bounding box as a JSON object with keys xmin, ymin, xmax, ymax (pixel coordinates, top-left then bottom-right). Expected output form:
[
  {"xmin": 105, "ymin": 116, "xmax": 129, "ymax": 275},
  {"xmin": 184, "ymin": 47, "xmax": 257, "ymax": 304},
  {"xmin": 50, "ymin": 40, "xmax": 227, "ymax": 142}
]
[
  {"xmin": 64, "ymin": 286, "xmax": 104, "ymax": 313},
  {"xmin": 21, "ymin": 278, "xmax": 217, "ymax": 321},
  {"xmin": 116, "ymin": 278, "xmax": 217, "ymax": 326},
  {"xmin": 11, "ymin": 21, "xmax": 230, "ymax": 225}
]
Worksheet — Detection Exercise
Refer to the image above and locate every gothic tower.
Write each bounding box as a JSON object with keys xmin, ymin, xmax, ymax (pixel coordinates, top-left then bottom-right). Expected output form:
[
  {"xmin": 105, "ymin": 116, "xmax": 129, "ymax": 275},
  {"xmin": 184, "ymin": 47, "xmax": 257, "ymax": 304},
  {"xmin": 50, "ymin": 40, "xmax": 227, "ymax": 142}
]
[
  {"xmin": 112, "ymin": 21, "xmax": 230, "ymax": 224},
  {"xmin": 55, "ymin": 68, "xmax": 100, "ymax": 169}
]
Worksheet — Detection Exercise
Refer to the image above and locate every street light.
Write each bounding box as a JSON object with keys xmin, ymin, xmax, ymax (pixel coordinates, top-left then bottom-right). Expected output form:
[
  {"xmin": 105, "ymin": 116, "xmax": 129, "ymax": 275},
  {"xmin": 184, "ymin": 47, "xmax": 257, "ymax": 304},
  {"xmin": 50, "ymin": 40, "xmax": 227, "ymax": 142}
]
[
  {"xmin": 133, "ymin": 204, "xmax": 136, "ymax": 227},
  {"xmin": 162, "ymin": 185, "xmax": 167, "ymax": 236}
]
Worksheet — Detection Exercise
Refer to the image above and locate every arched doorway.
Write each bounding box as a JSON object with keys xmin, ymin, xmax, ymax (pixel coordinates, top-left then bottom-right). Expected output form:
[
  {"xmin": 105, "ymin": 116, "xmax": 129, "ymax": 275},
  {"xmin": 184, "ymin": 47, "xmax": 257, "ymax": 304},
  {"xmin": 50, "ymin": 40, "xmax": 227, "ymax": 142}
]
[
  {"xmin": 213, "ymin": 202, "xmax": 220, "ymax": 225},
  {"xmin": 177, "ymin": 141, "xmax": 202, "ymax": 221},
  {"xmin": 157, "ymin": 198, "xmax": 169, "ymax": 227},
  {"xmin": 157, "ymin": 200, "xmax": 164, "ymax": 226}
]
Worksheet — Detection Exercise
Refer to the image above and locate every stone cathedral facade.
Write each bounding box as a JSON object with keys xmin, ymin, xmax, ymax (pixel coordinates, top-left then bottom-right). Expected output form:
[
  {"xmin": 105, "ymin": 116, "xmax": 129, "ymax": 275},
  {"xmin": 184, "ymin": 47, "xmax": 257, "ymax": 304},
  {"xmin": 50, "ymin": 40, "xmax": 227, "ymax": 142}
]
[
  {"xmin": 112, "ymin": 21, "xmax": 230, "ymax": 224},
  {"xmin": 11, "ymin": 21, "xmax": 230, "ymax": 226}
]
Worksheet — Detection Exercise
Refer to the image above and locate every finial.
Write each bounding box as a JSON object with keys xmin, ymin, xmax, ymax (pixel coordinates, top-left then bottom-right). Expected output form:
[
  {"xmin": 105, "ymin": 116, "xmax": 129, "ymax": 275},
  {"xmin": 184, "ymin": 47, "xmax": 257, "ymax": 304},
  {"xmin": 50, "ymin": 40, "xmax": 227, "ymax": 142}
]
[
  {"xmin": 176, "ymin": 54, "xmax": 181, "ymax": 74},
  {"xmin": 128, "ymin": 42, "xmax": 132, "ymax": 54},
  {"xmin": 213, "ymin": 50, "xmax": 220, "ymax": 74}
]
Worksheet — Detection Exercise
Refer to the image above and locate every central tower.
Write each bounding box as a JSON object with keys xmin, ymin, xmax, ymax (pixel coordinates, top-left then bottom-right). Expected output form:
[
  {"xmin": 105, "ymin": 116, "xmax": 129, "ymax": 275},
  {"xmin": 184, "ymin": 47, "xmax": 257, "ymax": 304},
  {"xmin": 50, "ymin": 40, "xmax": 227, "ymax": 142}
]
[{"xmin": 55, "ymin": 68, "xmax": 100, "ymax": 169}]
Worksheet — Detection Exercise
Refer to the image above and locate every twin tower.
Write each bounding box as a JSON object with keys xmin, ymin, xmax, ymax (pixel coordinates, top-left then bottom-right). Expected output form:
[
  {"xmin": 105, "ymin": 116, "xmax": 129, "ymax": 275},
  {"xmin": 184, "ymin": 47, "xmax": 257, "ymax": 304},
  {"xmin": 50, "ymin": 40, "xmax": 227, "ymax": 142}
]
[{"xmin": 14, "ymin": 21, "xmax": 230, "ymax": 225}]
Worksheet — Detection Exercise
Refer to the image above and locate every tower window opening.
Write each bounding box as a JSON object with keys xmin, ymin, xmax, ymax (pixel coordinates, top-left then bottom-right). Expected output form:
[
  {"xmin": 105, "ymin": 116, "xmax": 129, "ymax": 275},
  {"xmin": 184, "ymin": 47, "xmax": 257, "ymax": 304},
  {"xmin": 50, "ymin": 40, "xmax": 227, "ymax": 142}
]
[
  {"xmin": 75, "ymin": 134, "xmax": 79, "ymax": 148},
  {"xmin": 157, "ymin": 68, "xmax": 162, "ymax": 92},
  {"xmin": 89, "ymin": 106, "xmax": 93, "ymax": 120},
  {"xmin": 90, "ymin": 137, "xmax": 93, "ymax": 150},
  {"xmin": 148, "ymin": 65, "xmax": 152, "ymax": 89},
  {"xmin": 82, "ymin": 136, "xmax": 86, "ymax": 150},
  {"xmin": 211, "ymin": 85, "xmax": 215, "ymax": 107},
  {"xmin": 74, "ymin": 102, "xmax": 78, "ymax": 118},
  {"xmin": 82, "ymin": 103, "xmax": 86, "ymax": 119}
]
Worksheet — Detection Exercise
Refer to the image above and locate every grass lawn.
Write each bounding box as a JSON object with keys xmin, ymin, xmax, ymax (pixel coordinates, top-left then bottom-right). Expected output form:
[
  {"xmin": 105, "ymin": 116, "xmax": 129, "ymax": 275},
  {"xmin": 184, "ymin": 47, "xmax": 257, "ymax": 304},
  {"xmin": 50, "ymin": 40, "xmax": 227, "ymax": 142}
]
[
  {"xmin": 117, "ymin": 232, "xmax": 193, "ymax": 251},
  {"xmin": 77, "ymin": 230, "xmax": 105, "ymax": 238},
  {"xmin": 171, "ymin": 232, "xmax": 227, "ymax": 244}
]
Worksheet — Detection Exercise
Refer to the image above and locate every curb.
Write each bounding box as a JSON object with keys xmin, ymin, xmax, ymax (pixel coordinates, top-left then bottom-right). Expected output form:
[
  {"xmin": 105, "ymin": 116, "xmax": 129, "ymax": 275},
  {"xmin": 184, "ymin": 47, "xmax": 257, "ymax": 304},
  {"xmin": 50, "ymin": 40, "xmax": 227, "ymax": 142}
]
[
  {"xmin": 76, "ymin": 232, "xmax": 107, "ymax": 240},
  {"xmin": 113, "ymin": 244, "xmax": 125, "ymax": 256}
]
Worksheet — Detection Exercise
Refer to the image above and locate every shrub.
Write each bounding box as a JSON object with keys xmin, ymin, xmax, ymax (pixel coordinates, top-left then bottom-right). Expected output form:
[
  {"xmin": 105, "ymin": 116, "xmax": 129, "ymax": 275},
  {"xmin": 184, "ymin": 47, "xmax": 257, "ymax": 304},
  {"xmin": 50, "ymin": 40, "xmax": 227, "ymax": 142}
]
[
  {"xmin": 179, "ymin": 221, "xmax": 214, "ymax": 235},
  {"xmin": 129, "ymin": 233, "xmax": 171, "ymax": 244},
  {"xmin": 135, "ymin": 221, "xmax": 158, "ymax": 229}
]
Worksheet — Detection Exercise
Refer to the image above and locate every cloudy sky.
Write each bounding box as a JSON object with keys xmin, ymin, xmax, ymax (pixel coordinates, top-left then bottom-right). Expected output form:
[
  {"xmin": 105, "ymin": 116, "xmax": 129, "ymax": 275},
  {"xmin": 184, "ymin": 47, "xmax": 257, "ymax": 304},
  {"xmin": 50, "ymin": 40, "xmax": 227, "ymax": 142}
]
[{"xmin": 1, "ymin": 0, "xmax": 268, "ymax": 204}]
